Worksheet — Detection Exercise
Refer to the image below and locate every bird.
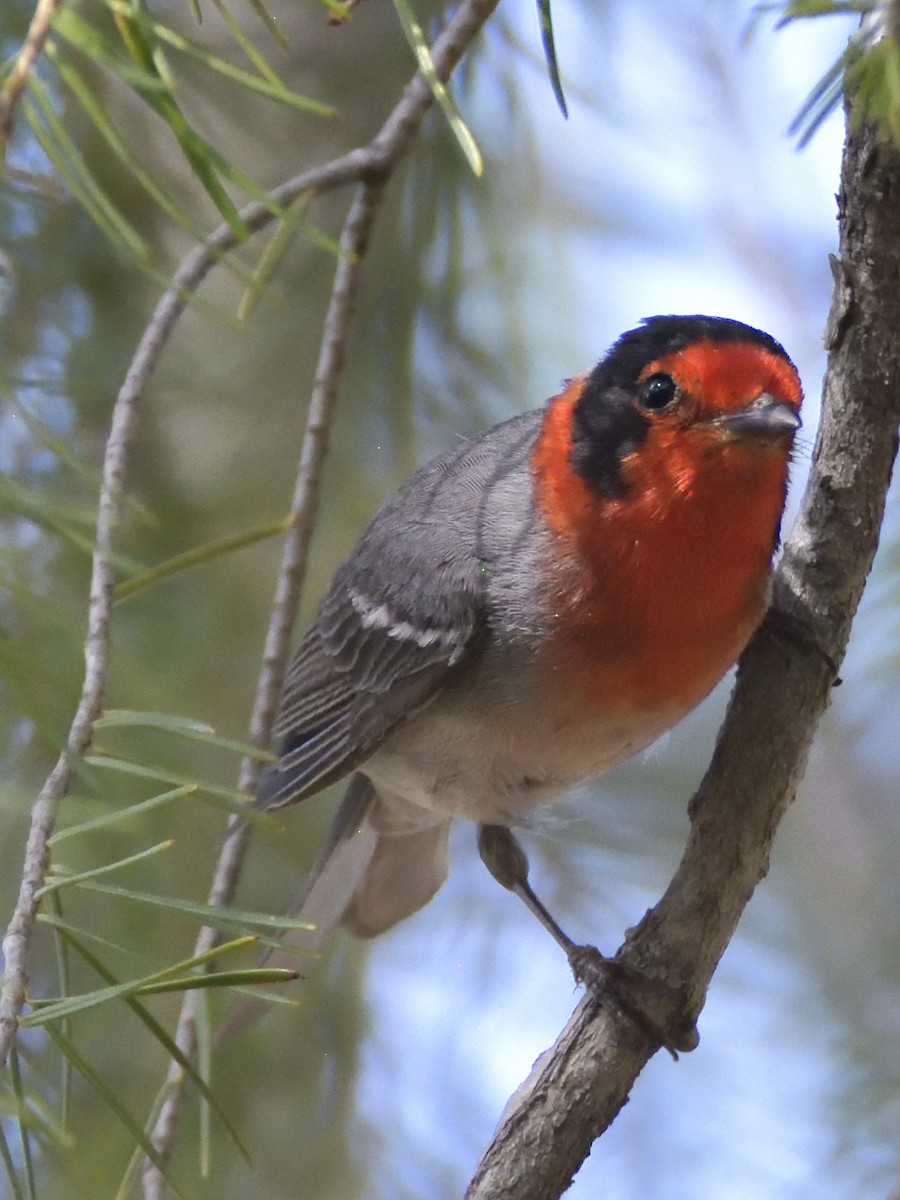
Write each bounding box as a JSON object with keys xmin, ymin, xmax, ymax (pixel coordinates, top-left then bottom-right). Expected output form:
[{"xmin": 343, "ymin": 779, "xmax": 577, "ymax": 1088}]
[{"xmin": 254, "ymin": 313, "xmax": 802, "ymax": 1014}]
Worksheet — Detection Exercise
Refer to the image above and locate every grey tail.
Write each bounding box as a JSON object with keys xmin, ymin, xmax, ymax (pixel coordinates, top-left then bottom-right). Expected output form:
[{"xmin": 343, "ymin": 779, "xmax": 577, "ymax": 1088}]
[{"xmin": 219, "ymin": 774, "xmax": 451, "ymax": 1039}]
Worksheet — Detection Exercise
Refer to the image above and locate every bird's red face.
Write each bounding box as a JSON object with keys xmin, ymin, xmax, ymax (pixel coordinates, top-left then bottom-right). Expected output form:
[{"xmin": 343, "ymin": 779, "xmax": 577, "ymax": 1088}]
[
  {"xmin": 615, "ymin": 337, "xmax": 802, "ymax": 503},
  {"xmin": 636, "ymin": 338, "xmax": 801, "ymax": 423},
  {"xmin": 531, "ymin": 316, "xmax": 803, "ymax": 714}
]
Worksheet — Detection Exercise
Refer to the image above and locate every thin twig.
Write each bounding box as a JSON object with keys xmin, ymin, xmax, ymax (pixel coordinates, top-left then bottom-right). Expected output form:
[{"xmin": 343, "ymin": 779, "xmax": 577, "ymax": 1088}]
[
  {"xmin": 103, "ymin": 0, "xmax": 499, "ymax": 413},
  {"xmin": 0, "ymin": 0, "xmax": 64, "ymax": 160},
  {"xmin": 141, "ymin": 180, "xmax": 387, "ymax": 1200},
  {"xmin": 0, "ymin": 227, "xmax": 137, "ymax": 1069},
  {"xmin": 239, "ymin": 180, "xmax": 389, "ymax": 775}
]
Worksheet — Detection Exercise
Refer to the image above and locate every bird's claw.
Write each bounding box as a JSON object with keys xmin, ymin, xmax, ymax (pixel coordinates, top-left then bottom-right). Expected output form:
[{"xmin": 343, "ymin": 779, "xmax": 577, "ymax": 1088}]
[{"xmin": 566, "ymin": 943, "xmax": 698, "ymax": 1060}]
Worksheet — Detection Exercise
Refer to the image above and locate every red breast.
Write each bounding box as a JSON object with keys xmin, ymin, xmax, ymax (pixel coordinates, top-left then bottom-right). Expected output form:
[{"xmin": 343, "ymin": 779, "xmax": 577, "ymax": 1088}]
[{"xmin": 530, "ymin": 339, "xmax": 802, "ymax": 718}]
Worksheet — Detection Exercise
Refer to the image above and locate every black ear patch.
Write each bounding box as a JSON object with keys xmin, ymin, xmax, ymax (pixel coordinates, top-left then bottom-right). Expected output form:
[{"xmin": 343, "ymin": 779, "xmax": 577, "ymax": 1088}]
[{"xmin": 569, "ymin": 384, "xmax": 650, "ymax": 498}]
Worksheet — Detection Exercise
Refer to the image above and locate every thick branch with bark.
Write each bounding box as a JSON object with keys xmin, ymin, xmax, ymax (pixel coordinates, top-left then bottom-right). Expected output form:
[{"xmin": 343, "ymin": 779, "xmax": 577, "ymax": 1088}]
[{"xmin": 465, "ymin": 113, "xmax": 900, "ymax": 1200}]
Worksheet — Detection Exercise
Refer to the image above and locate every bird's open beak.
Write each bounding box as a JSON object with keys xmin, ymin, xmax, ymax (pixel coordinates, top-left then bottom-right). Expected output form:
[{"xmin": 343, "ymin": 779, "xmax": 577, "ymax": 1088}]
[{"xmin": 711, "ymin": 393, "xmax": 801, "ymax": 440}]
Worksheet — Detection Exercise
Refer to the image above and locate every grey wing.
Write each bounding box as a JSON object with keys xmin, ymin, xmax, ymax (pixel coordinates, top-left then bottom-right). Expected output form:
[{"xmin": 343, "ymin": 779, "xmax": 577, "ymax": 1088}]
[
  {"xmin": 255, "ymin": 409, "xmax": 540, "ymax": 811},
  {"xmin": 256, "ymin": 573, "xmax": 479, "ymax": 809}
]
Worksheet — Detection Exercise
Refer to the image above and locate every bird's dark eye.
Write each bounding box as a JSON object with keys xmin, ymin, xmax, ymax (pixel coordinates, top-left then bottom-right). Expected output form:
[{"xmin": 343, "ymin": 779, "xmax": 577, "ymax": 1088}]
[{"xmin": 637, "ymin": 373, "xmax": 678, "ymax": 412}]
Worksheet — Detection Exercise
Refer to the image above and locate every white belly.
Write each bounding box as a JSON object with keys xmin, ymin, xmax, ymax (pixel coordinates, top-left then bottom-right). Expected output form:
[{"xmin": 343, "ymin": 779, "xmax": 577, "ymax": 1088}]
[{"xmin": 362, "ymin": 693, "xmax": 682, "ymax": 825}]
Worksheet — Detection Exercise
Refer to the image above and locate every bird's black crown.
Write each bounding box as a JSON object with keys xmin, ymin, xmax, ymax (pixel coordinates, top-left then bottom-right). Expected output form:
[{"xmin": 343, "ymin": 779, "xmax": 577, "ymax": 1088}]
[{"xmin": 590, "ymin": 315, "xmax": 789, "ymax": 395}]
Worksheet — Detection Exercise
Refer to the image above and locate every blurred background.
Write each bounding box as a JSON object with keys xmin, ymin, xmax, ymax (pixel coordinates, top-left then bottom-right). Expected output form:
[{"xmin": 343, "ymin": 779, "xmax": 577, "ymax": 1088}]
[{"xmin": 2, "ymin": 0, "xmax": 899, "ymax": 1197}]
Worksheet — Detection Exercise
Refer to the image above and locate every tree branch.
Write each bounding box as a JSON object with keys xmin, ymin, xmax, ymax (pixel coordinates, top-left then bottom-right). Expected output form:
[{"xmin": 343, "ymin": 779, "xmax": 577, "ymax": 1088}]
[
  {"xmin": 140, "ymin": 180, "xmax": 388, "ymax": 1200},
  {"xmin": 0, "ymin": 0, "xmax": 63, "ymax": 161},
  {"xmin": 464, "ymin": 112, "xmax": 900, "ymax": 1200},
  {"xmin": 0, "ymin": 211, "xmax": 142, "ymax": 1069}
]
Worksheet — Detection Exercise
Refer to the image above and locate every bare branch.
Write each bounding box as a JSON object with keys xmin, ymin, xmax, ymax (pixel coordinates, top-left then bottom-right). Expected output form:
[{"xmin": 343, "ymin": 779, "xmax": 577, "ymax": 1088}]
[
  {"xmin": 465, "ymin": 112, "xmax": 900, "ymax": 1200},
  {"xmin": 0, "ymin": 0, "xmax": 63, "ymax": 160},
  {"xmin": 0, "ymin": 204, "xmax": 142, "ymax": 1069},
  {"xmin": 239, "ymin": 180, "xmax": 389, "ymax": 779}
]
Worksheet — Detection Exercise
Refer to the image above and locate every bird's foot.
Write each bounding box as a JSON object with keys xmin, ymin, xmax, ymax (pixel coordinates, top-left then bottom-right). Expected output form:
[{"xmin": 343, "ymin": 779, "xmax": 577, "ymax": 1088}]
[{"xmin": 566, "ymin": 943, "xmax": 698, "ymax": 1060}]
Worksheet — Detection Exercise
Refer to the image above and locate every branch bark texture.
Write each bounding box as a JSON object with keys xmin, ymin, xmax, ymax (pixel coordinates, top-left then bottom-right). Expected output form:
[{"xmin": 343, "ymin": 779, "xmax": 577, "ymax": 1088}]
[{"xmin": 465, "ymin": 114, "xmax": 900, "ymax": 1200}]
